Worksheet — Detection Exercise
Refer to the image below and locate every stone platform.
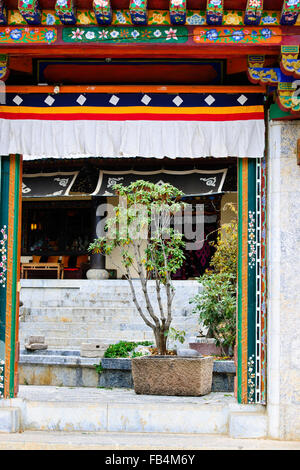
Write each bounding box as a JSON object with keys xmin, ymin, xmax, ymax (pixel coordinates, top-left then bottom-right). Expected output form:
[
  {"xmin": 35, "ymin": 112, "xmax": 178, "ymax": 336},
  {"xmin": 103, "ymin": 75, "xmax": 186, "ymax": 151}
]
[
  {"xmin": 19, "ymin": 350, "xmax": 235, "ymax": 392},
  {"xmin": 0, "ymin": 386, "xmax": 267, "ymax": 439}
]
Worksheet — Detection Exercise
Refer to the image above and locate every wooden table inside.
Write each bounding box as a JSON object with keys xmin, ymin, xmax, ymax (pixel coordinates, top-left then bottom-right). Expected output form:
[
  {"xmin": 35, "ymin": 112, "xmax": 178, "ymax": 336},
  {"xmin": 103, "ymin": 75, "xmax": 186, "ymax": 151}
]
[{"xmin": 21, "ymin": 263, "xmax": 64, "ymax": 279}]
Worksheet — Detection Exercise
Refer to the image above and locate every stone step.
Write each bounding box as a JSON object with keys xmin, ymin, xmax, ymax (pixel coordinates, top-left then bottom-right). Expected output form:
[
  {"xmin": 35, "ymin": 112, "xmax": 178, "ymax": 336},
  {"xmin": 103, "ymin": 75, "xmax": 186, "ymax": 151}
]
[
  {"xmin": 16, "ymin": 386, "xmax": 267, "ymax": 437},
  {"xmin": 20, "ymin": 335, "xmax": 155, "ymax": 348}
]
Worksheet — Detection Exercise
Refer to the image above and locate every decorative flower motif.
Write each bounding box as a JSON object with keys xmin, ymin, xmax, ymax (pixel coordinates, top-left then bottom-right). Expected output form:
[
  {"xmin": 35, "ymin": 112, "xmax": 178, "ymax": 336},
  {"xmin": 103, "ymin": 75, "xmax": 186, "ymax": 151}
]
[
  {"xmin": 209, "ymin": 0, "xmax": 222, "ymax": 6},
  {"xmin": 249, "ymin": 0, "xmax": 261, "ymax": 7},
  {"xmin": 131, "ymin": 29, "xmax": 140, "ymax": 38},
  {"xmin": 0, "ymin": 225, "xmax": 7, "ymax": 289},
  {"xmin": 98, "ymin": 30, "xmax": 108, "ymax": 38},
  {"xmin": 9, "ymin": 12, "xmax": 24, "ymax": 25},
  {"xmin": 56, "ymin": 0, "xmax": 68, "ymax": 6},
  {"xmin": 10, "ymin": 29, "xmax": 23, "ymax": 40},
  {"xmin": 165, "ymin": 28, "xmax": 178, "ymax": 40},
  {"xmin": 153, "ymin": 29, "xmax": 162, "ymax": 37},
  {"xmin": 187, "ymin": 14, "xmax": 205, "ymax": 25},
  {"xmin": 110, "ymin": 30, "xmax": 119, "ymax": 38},
  {"xmin": 46, "ymin": 14, "xmax": 56, "ymax": 25},
  {"xmin": 94, "ymin": 0, "xmax": 109, "ymax": 7},
  {"xmin": 78, "ymin": 13, "xmax": 91, "ymax": 24},
  {"xmin": 71, "ymin": 28, "xmax": 84, "ymax": 39},
  {"xmin": 116, "ymin": 11, "xmax": 128, "ymax": 24},
  {"xmin": 261, "ymin": 16, "xmax": 277, "ymax": 24},
  {"xmin": 231, "ymin": 30, "xmax": 245, "ymax": 42},
  {"xmin": 44, "ymin": 30, "xmax": 55, "ymax": 42},
  {"xmin": 171, "ymin": 0, "xmax": 184, "ymax": 5},
  {"xmin": 286, "ymin": 0, "xmax": 299, "ymax": 7},
  {"xmin": 205, "ymin": 29, "xmax": 219, "ymax": 41},
  {"xmin": 85, "ymin": 31, "xmax": 95, "ymax": 39},
  {"xmin": 152, "ymin": 13, "xmax": 166, "ymax": 24},
  {"xmin": 261, "ymin": 27, "xmax": 273, "ymax": 39},
  {"xmin": 224, "ymin": 13, "xmax": 241, "ymax": 25}
]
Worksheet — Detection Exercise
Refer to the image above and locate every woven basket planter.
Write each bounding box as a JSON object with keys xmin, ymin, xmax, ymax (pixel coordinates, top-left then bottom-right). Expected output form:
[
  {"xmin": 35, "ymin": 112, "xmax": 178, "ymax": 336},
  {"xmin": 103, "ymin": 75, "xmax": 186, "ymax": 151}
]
[{"xmin": 131, "ymin": 356, "xmax": 214, "ymax": 396}]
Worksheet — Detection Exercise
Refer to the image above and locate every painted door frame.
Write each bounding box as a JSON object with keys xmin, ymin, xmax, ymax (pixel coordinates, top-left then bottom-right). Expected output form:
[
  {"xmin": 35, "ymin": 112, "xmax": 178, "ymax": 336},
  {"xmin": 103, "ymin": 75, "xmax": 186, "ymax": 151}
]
[
  {"xmin": 0, "ymin": 154, "xmax": 267, "ymax": 404},
  {"xmin": 0, "ymin": 154, "xmax": 22, "ymax": 399}
]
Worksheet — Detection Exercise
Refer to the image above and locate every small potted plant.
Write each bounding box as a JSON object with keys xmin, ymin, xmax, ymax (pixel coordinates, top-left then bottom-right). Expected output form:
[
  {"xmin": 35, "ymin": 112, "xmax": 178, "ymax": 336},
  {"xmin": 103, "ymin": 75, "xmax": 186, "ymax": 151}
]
[{"xmin": 89, "ymin": 180, "xmax": 214, "ymax": 396}]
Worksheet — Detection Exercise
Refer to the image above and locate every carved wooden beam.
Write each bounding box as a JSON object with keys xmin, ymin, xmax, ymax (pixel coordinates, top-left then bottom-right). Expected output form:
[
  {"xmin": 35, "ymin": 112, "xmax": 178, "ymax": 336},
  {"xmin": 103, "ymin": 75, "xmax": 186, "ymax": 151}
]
[
  {"xmin": 244, "ymin": 0, "xmax": 263, "ymax": 26},
  {"xmin": 18, "ymin": 0, "xmax": 41, "ymax": 25},
  {"xmin": 55, "ymin": 0, "xmax": 76, "ymax": 25},
  {"xmin": 206, "ymin": 0, "xmax": 224, "ymax": 26},
  {"xmin": 0, "ymin": 54, "xmax": 9, "ymax": 81},
  {"xmin": 0, "ymin": 0, "xmax": 7, "ymax": 25},
  {"xmin": 129, "ymin": 0, "xmax": 148, "ymax": 25},
  {"xmin": 93, "ymin": 0, "xmax": 112, "ymax": 25},
  {"xmin": 280, "ymin": 0, "xmax": 300, "ymax": 25},
  {"xmin": 169, "ymin": 0, "xmax": 186, "ymax": 25}
]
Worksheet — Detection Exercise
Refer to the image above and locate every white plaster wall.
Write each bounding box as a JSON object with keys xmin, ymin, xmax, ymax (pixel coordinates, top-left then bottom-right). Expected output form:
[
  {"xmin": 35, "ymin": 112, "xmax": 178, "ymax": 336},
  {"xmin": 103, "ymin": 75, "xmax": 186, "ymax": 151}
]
[{"xmin": 268, "ymin": 121, "xmax": 300, "ymax": 440}]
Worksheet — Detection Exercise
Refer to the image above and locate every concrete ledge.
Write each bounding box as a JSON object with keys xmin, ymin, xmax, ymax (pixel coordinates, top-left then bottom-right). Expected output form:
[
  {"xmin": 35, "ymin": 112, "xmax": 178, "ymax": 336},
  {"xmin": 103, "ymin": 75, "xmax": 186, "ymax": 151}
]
[
  {"xmin": 14, "ymin": 386, "xmax": 266, "ymax": 436},
  {"xmin": 229, "ymin": 412, "xmax": 268, "ymax": 439},
  {"xmin": 19, "ymin": 354, "xmax": 236, "ymax": 392},
  {"xmin": 0, "ymin": 408, "xmax": 20, "ymax": 433}
]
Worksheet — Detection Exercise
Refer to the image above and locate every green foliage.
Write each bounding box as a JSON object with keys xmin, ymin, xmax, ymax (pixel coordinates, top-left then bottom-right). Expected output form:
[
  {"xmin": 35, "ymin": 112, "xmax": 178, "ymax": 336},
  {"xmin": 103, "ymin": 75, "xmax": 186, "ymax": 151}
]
[
  {"xmin": 103, "ymin": 340, "xmax": 153, "ymax": 358},
  {"xmin": 89, "ymin": 180, "xmax": 187, "ymax": 355},
  {"xmin": 88, "ymin": 180, "xmax": 186, "ymax": 285},
  {"xmin": 190, "ymin": 203, "xmax": 237, "ymax": 355},
  {"xmin": 209, "ymin": 202, "xmax": 238, "ymax": 281},
  {"xmin": 165, "ymin": 327, "xmax": 186, "ymax": 345},
  {"xmin": 94, "ymin": 363, "xmax": 103, "ymax": 375},
  {"xmin": 191, "ymin": 272, "xmax": 236, "ymax": 353}
]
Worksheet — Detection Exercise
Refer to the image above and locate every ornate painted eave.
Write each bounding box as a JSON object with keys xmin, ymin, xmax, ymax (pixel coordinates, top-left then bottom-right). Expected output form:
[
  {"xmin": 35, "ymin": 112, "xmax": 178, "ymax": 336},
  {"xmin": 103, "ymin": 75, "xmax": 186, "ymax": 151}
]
[
  {"xmin": 244, "ymin": 0, "xmax": 264, "ymax": 26},
  {"xmin": 206, "ymin": 0, "xmax": 223, "ymax": 26},
  {"xmin": 55, "ymin": 0, "xmax": 76, "ymax": 25},
  {"xmin": 280, "ymin": 0, "xmax": 300, "ymax": 25},
  {"xmin": 248, "ymin": 54, "xmax": 300, "ymax": 112},
  {"xmin": 0, "ymin": 1, "xmax": 295, "ymax": 27},
  {"xmin": 0, "ymin": 0, "xmax": 7, "ymax": 25},
  {"xmin": 93, "ymin": 0, "xmax": 112, "ymax": 25},
  {"xmin": 169, "ymin": 0, "xmax": 186, "ymax": 26},
  {"xmin": 18, "ymin": 0, "xmax": 41, "ymax": 25},
  {"xmin": 129, "ymin": 0, "xmax": 148, "ymax": 25}
]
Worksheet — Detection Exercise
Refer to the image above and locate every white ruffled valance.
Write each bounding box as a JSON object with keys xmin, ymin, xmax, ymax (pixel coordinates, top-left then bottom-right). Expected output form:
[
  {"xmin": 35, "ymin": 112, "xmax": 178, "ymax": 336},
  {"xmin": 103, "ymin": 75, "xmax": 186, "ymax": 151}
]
[{"xmin": 0, "ymin": 119, "xmax": 265, "ymax": 160}]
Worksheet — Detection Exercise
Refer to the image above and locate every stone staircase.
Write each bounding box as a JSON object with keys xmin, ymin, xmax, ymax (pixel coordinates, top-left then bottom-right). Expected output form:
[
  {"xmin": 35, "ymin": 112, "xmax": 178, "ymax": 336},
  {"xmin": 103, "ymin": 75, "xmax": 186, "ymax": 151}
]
[{"xmin": 19, "ymin": 279, "xmax": 201, "ymax": 350}]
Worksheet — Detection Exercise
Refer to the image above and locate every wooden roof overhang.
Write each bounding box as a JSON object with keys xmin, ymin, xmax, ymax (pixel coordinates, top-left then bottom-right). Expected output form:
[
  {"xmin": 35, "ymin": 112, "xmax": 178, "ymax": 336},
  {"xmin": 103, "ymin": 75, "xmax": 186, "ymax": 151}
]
[
  {"xmin": 0, "ymin": 1, "xmax": 299, "ymax": 27},
  {"xmin": 1, "ymin": 1, "xmax": 300, "ymax": 114}
]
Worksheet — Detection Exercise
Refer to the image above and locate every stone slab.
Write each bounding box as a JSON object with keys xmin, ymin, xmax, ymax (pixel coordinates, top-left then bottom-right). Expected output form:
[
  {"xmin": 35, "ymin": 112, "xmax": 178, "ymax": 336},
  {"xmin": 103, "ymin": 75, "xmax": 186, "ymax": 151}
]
[
  {"xmin": 0, "ymin": 408, "xmax": 20, "ymax": 433},
  {"xmin": 229, "ymin": 412, "xmax": 267, "ymax": 439},
  {"xmin": 25, "ymin": 344, "xmax": 48, "ymax": 351}
]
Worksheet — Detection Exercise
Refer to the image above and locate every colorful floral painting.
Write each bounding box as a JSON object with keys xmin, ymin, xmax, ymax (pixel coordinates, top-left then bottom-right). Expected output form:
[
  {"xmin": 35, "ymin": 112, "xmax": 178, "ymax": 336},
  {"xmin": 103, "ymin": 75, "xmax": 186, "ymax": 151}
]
[
  {"xmin": 0, "ymin": 225, "xmax": 7, "ymax": 289},
  {"xmin": 63, "ymin": 25, "xmax": 188, "ymax": 43},
  {"xmin": 41, "ymin": 10, "xmax": 61, "ymax": 25},
  {"xmin": 112, "ymin": 10, "xmax": 132, "ymax": 25},
  {"xmin": 55, "ymin": 0, "xmax": 76, "ymax": 25},
  {"xmin": 223, "ymin": 10, "xmax": 243, "ymax": 25},
  {"xmin": 194, "ymin": 26, "xmax": 281, "ymax": 44},
  {"xmin": 0, "ymin": 27, "xmax": 57, "ymax": 43},
  {"xmin": 0, "ymin": 359, "xmax": 4, "ymax": 398}
]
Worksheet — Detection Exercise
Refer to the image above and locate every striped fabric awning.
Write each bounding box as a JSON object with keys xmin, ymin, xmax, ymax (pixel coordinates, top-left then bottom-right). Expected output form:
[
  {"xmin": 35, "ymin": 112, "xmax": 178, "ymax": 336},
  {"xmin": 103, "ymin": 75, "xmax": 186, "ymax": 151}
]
[{"xmin": 0, "ymin": 90, "xmax": 265, "ymax": 159}]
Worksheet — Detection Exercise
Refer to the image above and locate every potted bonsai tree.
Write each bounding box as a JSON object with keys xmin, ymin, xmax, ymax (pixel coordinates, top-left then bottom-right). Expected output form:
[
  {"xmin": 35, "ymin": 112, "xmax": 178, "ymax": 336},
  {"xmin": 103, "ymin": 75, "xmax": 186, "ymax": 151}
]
[{"xmin": 89, "ymin": 180, "xmax": 214, "ymax": 396}]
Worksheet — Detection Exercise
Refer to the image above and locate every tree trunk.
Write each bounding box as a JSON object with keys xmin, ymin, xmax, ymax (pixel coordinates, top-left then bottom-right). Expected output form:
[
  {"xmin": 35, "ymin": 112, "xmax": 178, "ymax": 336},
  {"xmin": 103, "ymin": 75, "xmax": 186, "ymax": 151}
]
[{"xmin": 154, "ymin": 327, "xmax": 168, "ymax": 355}]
